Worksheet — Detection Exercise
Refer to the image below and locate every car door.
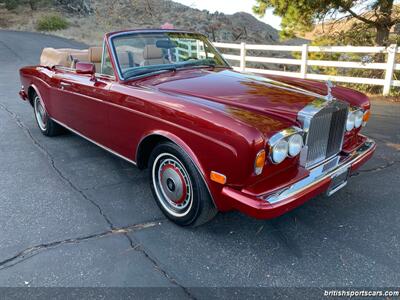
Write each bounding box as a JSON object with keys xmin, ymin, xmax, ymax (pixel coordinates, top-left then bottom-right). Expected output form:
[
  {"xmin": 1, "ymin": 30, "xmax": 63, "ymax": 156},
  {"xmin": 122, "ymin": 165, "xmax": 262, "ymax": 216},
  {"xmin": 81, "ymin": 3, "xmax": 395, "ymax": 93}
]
[{"xmin": 50, "ymin": 71, "xmax": 113, "ymax": 146}]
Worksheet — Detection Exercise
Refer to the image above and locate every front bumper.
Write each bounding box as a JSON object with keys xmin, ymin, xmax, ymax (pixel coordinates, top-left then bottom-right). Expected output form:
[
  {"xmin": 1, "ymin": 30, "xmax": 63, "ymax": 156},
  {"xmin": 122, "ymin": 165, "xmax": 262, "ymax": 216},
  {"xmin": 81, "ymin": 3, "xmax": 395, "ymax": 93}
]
[{"xmin": 222, "ymin": 138, "xmax": 376, "ymax": 219}]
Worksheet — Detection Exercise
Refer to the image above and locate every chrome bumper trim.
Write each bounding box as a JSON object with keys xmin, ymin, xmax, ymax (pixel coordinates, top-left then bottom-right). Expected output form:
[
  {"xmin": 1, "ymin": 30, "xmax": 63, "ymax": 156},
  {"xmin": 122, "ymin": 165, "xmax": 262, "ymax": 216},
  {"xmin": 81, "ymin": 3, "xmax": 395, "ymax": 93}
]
[{"xmin": 261, "ymin": 139, "xmax": 375, "ymax": 204}]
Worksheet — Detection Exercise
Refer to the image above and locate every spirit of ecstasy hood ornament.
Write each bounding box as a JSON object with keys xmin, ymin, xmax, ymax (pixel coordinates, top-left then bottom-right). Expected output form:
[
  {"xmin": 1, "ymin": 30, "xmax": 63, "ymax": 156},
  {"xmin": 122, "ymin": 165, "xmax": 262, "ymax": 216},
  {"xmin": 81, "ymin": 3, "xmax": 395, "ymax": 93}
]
[{"xmin": 326, "ymin": 80, "xmax": 335, "ymax": 101}]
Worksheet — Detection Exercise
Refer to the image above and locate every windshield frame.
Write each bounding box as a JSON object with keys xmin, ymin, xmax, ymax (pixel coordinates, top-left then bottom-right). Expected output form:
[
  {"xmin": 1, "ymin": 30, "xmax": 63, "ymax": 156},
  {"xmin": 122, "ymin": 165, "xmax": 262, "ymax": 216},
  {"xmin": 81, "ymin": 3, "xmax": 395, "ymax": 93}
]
[{"xmin": 108, "ymin": 30, "xmax": 231, "ymax": 81}]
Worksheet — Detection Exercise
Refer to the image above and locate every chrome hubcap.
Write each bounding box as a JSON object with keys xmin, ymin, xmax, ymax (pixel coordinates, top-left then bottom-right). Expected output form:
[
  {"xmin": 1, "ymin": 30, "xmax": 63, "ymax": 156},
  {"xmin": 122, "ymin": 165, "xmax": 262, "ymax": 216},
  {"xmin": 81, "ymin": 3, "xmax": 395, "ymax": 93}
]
[
  {"xmin": 34, "ymin": 96, "xmax": 47, "ymax": 131},
  {"xmin": 152, "ymin": 154, "xmax": 193, "ymax": 217}
]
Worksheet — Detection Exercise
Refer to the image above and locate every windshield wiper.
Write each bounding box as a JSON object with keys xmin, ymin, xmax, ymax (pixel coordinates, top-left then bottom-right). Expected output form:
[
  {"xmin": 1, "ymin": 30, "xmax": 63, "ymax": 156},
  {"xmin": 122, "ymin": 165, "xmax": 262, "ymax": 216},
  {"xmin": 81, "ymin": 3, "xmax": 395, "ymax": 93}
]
[
  {"xmin": 176, "ymin": 63, "xmax": 217, "ymax": 70},
  {"xmin": 124, "ymin": 67, "xmax": 176, "ymax": 80}
]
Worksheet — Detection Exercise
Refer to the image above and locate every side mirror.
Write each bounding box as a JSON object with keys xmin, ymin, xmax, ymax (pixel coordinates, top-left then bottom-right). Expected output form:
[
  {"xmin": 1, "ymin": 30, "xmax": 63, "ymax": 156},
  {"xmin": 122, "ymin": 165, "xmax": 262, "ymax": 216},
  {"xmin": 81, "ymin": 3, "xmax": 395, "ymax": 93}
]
[{"xmin": 76, "ymin": 62, "xmax": 96, "ymax": 76}]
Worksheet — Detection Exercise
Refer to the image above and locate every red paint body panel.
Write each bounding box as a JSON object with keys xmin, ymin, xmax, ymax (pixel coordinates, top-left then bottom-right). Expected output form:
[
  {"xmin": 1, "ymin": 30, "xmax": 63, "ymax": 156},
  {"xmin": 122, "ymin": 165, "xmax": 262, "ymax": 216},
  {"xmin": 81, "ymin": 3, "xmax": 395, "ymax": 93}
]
[{"xmin": 18, "ymin": 30, "xmax": 376, "ymax": 219}]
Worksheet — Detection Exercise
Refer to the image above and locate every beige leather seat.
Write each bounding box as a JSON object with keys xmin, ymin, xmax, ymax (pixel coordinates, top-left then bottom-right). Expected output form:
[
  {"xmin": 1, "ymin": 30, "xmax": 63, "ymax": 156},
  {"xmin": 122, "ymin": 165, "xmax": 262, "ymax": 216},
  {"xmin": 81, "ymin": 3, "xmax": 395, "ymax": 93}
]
[
  {"xmin": 70, "ymin": 46, "xmax": 102, "ymax": 71},
  {"xmin": 88, "ymin": 47, "xmax": 102, "ymax": 72},
  {"xmin": 70, "ymin": 50, "xmax": 90, "ymax": 69},
  {"xmin": 117, "ymin": 51, "xmax": 131, "ymax": 70},
  {"xmin": 142, "ymin": 45, "xmax": 166, "ymax": 66}
]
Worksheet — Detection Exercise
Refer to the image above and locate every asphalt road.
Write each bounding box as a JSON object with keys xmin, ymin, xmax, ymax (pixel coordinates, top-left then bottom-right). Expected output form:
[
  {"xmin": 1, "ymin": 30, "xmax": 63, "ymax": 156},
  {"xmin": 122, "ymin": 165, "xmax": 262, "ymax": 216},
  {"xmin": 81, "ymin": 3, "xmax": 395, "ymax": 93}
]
[{"xmin": 0, "ymin": 30, "xmax": 399, "ymax": 299}]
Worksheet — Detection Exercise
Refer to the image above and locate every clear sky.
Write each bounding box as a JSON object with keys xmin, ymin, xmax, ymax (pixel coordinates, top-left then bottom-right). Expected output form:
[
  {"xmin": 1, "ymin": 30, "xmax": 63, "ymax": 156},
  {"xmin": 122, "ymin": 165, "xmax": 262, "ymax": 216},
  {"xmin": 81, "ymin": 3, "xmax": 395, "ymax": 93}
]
[{"xmin": 173, "ymin": 0, "xmax": 282, "ymax": 29}]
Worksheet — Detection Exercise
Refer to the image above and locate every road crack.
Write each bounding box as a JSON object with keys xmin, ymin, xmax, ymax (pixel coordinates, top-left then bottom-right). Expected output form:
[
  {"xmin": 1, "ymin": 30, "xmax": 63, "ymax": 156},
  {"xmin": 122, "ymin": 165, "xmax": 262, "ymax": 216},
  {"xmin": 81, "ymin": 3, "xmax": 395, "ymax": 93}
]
[
  {"xmin": 351, "ymin": 159, "xmax": 400, "ymax": 177},
  {"xmin": 0, "ymin": 103, "xmax": 194, "ymax": 297},
  {"xmin": 0, "ymin": 220, "xmax": 162, "ymax": 271},
  {"xmin": 0, "ymin": 103, "xmax": 115, "ymax": 229},
  {"xmin": 125, "ymin": 234, "xmax": 197, "ymax": 299}
]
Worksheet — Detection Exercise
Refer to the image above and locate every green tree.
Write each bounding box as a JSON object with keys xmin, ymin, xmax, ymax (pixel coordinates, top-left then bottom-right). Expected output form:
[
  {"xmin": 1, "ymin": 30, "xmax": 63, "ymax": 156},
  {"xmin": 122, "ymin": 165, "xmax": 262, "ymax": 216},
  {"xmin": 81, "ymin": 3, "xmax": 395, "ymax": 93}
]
[{"xmin": 253, "ymin": 0, "xmax": 399, "ymax": 46}]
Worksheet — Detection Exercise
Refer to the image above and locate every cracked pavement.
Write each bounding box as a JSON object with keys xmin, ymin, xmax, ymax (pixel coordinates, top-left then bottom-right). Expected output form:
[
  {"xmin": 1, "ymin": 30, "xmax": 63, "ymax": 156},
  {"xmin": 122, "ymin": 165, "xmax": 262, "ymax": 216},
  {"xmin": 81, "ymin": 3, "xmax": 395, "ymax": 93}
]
[{"xmin": 0, "ymin": 30, "xmax": 399, "ymax": 298}]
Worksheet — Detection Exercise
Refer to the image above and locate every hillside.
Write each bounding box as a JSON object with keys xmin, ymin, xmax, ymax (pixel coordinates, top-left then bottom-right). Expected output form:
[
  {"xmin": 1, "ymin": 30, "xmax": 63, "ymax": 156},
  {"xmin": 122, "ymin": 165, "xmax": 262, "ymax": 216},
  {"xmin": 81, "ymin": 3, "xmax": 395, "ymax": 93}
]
[
  {"xmin": 303, "ymin": 4, "xmax": 399, "ymax": 41},
  {"xmin": 0, "ymin": 0, "xmax": 302, "ymax": 46}
]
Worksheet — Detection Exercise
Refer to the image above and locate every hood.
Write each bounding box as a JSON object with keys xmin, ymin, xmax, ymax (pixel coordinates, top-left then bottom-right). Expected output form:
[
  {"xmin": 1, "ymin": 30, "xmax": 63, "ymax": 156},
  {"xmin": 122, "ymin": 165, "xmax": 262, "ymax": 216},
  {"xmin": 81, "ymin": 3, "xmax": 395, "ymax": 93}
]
[
  {"xmin": 134, "ymin": 68, "xmax": 369, "ymax": 126},
  {"xmin": 136, "ymin": 69, "xmax": 320, "ymax": 122}
]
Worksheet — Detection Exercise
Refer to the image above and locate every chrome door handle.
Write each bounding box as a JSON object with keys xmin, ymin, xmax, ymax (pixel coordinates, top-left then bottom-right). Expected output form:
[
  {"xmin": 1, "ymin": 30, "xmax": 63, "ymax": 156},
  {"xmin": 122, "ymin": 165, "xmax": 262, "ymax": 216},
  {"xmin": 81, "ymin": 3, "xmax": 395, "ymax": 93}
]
[{"xmin": 60, "ymin": 82, "xmax": 71, "ymax": 90}]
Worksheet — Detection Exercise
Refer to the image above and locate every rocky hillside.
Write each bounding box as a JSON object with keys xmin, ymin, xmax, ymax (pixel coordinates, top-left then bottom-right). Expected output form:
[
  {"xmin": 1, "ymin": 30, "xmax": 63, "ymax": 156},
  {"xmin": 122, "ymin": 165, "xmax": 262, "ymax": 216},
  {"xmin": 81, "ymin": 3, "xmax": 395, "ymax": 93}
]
[
  {"xmin": 1, "ymin": 0, "xmax": 305, "ymax": 46},
  {"xmin": 74, "ymin": 0, "xmax": 286, "ymax": 45}
]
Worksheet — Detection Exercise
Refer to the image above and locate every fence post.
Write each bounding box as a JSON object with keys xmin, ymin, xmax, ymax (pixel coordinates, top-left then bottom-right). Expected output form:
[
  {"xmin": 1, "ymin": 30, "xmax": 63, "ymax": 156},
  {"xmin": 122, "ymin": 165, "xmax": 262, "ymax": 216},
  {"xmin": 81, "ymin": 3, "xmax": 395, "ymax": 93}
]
[
  {"xmin": 383, "ymin": 44, "xmax": 397, "ymax": 96},
  {"xmin": 300, "ymin": 44, "xmax": 308, "ymax": 79},
  {"xmin": 240, "ymin": 42, "xmax": 246, "ymax": 72},
  {"xmin": 188, "ymin": 43, "xmax": 192, "ymax": 58}
]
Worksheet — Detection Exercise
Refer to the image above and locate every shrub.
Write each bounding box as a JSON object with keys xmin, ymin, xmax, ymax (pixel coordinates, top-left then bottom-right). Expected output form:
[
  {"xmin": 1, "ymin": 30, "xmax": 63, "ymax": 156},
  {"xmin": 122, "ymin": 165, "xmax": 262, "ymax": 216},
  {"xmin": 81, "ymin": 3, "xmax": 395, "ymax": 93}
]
[{"xmin": 36, "ymin": 15, "xmax": 69, "ymax": 31}]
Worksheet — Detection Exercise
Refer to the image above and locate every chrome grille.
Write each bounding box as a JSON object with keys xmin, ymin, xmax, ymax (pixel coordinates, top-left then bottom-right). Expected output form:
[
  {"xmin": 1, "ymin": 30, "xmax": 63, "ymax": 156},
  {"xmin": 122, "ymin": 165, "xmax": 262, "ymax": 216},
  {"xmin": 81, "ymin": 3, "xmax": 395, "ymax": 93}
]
[{"xmin": 299, "ymin": 100, "xmax": 348, "ymax": 168}]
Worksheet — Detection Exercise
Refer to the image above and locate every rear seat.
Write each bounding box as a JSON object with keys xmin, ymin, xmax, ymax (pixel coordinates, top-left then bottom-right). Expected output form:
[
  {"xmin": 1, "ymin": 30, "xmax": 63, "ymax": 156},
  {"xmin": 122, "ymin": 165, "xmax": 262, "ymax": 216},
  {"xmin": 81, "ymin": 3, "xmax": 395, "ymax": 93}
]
[
  {"xmin": 40, "ymin": 47, "xmax": 102, "ymax": 72},
  {"xmin": 40, "ymin": 48, "xmax": 88, "ymax": 68}
]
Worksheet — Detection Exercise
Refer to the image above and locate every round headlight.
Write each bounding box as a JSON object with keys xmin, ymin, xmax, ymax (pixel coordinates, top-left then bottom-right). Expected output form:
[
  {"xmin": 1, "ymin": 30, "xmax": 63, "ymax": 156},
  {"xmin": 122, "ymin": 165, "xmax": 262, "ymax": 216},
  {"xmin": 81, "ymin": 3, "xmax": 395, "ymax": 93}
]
[
  {"xmin": 272, "ymin": 139, "xmax": 288, "ymax": 164},
  {"xmin": 354, "ymin": 110, "xmax": 363, "ymax": 128},
  {"xmin": 346, "ymin": 111, "xmax": 355, "ymax": 131},
  {"xmin": 288, "ymin": 134, "xmax": 303, "ymax": 157}
]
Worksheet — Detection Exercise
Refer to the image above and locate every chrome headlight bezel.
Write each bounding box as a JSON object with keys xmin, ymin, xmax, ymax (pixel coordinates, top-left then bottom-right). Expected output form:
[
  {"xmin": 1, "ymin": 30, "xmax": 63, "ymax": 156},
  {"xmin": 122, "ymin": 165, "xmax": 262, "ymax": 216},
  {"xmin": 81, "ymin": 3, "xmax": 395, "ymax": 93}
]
[{"xmin": 268, "ymin": 127, "xmax": 304, "ymax": 164}]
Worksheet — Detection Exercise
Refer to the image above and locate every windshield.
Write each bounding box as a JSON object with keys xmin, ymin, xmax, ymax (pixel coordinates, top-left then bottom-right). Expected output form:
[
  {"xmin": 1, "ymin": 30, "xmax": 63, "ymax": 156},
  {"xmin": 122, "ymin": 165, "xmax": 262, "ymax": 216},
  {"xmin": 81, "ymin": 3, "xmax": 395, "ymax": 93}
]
[{"xmin": 110, "ymin": 32, "xmax": 230, "ymax": 79}]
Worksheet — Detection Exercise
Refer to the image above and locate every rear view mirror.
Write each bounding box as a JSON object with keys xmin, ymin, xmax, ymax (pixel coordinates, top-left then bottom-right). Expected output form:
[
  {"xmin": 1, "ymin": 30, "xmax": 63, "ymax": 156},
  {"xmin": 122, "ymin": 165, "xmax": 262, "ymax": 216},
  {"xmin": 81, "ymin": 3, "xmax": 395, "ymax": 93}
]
[
  {"xmin": 76, "ymin": 62, "xmax": 95, "ymax": 75},
  {"xmin": 156, "ymin": 40, "xmax": 178, "ymax": 49}
]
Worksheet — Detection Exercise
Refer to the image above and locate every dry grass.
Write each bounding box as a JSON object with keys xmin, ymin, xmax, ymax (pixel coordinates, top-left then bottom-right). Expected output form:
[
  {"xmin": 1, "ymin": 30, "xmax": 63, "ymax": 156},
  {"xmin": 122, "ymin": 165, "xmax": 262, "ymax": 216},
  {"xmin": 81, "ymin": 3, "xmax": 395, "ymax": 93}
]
[{"xmin": 0, "ymin": 6, "xmax": 104, "ymax": 45}]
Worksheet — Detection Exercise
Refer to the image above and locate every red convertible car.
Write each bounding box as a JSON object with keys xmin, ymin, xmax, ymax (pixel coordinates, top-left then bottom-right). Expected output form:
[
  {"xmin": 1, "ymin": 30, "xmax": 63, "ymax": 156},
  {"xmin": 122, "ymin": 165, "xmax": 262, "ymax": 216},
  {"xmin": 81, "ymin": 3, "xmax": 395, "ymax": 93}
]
[{"xmin": 19, "ymin": 29, "xmax": 376, "ymax": 226}]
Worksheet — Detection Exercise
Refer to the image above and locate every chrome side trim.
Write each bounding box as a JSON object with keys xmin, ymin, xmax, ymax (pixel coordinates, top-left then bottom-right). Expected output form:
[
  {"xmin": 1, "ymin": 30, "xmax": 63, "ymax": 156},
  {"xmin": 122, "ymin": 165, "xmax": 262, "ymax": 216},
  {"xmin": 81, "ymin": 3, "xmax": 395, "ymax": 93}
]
[
  {"xmin": 52, "ymin": 118, "xmax": 219, "ymax": 209},
  {"xmin": 261, "ymin": 139, "xmax": 375, "ymax": 204},
  {"xmin": 51, "ymin": 118, "xmax": 137, "ymax": 166}
]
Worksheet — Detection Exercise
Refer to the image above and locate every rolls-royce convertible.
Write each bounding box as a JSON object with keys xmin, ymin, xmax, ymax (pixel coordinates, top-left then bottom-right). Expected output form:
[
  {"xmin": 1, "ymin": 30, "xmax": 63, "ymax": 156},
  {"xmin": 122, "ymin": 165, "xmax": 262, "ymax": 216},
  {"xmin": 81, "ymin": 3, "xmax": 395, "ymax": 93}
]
[{"xmin": 19, "ymin": 29, "xmax": 376, "ymax": 226}]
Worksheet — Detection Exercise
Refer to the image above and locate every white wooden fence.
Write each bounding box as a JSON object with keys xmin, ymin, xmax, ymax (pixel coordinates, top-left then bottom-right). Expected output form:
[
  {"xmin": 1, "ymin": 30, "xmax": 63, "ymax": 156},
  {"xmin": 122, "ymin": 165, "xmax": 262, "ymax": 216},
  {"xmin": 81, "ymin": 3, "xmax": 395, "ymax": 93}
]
[{"xmin": 213, "ymin": 42, "xmax": 400, "ymax": 96}]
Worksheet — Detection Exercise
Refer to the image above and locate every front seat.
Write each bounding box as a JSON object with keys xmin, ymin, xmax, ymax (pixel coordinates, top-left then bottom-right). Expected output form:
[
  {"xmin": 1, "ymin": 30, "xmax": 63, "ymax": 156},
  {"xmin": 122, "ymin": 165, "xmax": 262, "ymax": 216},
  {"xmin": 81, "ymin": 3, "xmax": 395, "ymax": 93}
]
[
  {"xmin": 88, "ymin": 47, "xmax": 102, "ymax": 72},
  {"xmin": 142, "ymin": 45, "xmax": 166, "ymax": 66}
]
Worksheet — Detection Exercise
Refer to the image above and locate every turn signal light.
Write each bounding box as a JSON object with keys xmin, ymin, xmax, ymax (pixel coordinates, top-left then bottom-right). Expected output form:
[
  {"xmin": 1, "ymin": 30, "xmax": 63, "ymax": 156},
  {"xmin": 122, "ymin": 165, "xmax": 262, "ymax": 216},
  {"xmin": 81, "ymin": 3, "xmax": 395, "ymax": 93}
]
[
  {"xmin": 254, "ymin": 149, "xmax": 266, "ymax": 175},
  {"xmin": 362, "ymin": 110, "xmax": 370, "ymax": 126},
  {"xmin": 210, "ymin": 171, "xmax": 227, "ymax": 185}
]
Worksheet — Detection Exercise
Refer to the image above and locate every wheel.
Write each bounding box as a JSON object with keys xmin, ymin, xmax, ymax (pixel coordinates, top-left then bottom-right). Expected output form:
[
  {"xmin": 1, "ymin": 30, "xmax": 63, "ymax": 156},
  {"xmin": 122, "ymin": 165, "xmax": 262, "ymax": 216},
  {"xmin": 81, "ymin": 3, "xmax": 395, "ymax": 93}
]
[
  {"xmin": 32, "ymin": 91, "xmax": 64, "ymax": 136},
  {"xmin": 149, "ymin": 142, "xmax": 218, "ymax": 227}
]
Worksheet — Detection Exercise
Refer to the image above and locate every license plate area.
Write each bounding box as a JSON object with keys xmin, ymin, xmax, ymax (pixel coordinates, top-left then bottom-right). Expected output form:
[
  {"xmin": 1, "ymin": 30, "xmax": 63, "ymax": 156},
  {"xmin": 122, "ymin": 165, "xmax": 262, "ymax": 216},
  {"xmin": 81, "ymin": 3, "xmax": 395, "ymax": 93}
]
[{"xmin": 326, "ymin": 166, "xmax": 349, "ymax": 196}]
